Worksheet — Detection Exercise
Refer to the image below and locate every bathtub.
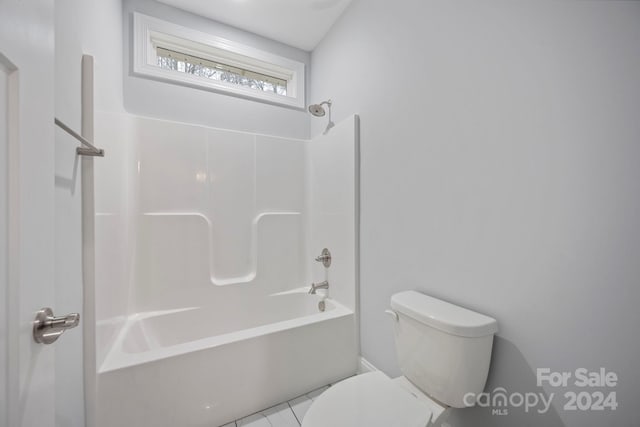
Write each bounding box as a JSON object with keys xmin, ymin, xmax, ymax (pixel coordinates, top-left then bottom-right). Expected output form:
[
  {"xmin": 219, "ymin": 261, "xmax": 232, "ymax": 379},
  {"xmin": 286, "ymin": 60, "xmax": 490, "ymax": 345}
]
[{"xmin": 96, "ymin": 291, "xmax": 357, "ymax": 427}]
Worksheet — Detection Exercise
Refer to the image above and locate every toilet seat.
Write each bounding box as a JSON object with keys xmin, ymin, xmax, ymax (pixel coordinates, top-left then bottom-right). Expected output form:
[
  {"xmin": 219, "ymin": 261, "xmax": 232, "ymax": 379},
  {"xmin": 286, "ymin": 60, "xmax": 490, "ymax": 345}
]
[{"xmin": 301, "ymin": 372, "xmax": 433, "ymax": 427}]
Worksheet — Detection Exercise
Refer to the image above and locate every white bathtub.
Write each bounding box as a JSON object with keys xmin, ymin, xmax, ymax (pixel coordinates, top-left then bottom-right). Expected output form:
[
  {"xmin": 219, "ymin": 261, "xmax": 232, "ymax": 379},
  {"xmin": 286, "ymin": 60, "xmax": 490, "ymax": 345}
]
[{"xmin": 96, "ymin": 291, "xmax": 357, "ymax": 427}]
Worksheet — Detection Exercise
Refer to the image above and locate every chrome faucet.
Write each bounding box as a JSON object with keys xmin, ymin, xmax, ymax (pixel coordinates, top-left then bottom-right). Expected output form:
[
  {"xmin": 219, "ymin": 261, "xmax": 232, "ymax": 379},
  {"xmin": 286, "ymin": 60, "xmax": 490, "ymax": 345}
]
[{"xmin": 309, "ymin": 280, "xmax": 329, "ymax": 294}]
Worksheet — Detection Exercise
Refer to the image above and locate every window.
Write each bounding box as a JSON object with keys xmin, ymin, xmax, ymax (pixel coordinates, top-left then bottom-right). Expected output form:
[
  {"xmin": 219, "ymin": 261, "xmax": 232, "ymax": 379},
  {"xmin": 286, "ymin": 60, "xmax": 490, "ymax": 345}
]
[
  {"xmin": 156, "ymin": 48, "xmax": 288, "ymax": 96},
  {"xmin": 133, "ymin": 13, "xmax": 305, "ymax": 108}
]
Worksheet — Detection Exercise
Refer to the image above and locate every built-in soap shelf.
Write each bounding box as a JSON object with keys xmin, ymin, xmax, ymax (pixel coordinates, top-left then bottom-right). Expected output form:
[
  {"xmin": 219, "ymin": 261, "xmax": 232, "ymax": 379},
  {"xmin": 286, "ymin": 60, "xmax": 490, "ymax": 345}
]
[{"xmin": 140, "ymin": 211, "xmax": 303, "ymax": 286}]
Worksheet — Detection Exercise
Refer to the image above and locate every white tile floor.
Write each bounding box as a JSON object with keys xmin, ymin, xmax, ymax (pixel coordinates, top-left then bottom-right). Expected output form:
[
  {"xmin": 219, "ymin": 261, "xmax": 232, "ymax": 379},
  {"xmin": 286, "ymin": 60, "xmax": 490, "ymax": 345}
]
[{"xmin": 220, "ymin": 385, "xmax": 330, "ymax": 427}]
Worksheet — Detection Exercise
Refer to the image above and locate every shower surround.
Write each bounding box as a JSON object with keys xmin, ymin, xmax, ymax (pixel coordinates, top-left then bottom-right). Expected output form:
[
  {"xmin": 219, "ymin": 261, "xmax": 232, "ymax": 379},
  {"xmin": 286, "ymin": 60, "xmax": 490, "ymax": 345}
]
[{"xmin": 93, "ymin": 113, "xmax": 359, "ymax": 427}]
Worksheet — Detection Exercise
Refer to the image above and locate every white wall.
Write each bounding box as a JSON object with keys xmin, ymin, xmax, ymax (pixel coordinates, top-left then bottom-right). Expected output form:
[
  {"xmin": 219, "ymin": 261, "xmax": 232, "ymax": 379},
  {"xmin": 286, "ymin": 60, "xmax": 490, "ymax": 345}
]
[
  {"xmin": 93, "ymin": 111, "xmax": 134, "ymax": 370},
  {"xmin": 93, "ymin": 113, "xmax": 309, "ymax": 370},
  {"xmin": 0, "ymin": 53, "xmax": 7, "ymax": 427},
  {"xmin": 55, "ymin": 0, "xmax": 125, "ymax": 425},
  {"xmin": 308, "ymin": 115, "xmax": 359, "ymax": 312},
  {"xmin": 127, "ymin": 116, "xmax": 308, "ymax": 312},
  {"xmin": 311, "ymin": 1, "xmax": 640, "ymax": 426},
  {"xmin": 122, "ymin": 0, "xmax": 311, "ymax": 139}
]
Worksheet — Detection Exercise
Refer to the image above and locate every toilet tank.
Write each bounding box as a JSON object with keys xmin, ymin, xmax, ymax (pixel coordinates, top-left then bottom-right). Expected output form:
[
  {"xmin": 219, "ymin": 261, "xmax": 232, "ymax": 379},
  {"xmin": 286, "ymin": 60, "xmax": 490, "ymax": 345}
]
[{"xmin": 390, "ymin": 291, "xmax": 498, "ymax": 408}]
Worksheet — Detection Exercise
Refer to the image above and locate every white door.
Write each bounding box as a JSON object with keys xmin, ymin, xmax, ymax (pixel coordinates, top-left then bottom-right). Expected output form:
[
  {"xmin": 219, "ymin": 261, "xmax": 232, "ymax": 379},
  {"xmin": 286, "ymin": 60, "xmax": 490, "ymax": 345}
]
[{"xmin": 1, "ymin": 1, "xmax": 73, "ymax": 427}]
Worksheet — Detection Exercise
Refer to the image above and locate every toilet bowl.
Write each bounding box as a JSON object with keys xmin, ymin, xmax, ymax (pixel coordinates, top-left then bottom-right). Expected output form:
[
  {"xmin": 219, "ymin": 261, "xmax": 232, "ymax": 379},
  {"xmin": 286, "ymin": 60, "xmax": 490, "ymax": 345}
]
[{"xmin": 301, "ymin": 290, "xmax": 498, "ymax": 427}]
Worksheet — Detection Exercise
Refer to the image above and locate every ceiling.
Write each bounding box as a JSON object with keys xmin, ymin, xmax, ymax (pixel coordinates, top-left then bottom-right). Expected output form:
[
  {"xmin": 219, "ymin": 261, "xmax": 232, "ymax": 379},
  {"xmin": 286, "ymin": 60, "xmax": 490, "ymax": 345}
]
[{"xmin": 156, "ymin": 0, "xmax": 353, "ymax": 51}]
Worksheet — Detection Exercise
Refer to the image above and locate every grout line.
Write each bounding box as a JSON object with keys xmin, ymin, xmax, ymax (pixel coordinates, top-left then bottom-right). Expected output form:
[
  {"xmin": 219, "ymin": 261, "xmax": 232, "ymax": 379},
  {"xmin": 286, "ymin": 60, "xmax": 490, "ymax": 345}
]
[
  {"xmin": 260, "ymin": 412, "xmax": 273, "ymax": 426},
  {"xmin": 232, "ymin": 401, "xmax": 285, "ymax": 427},
  {"xmin": 287, "ymin": 401, "xmax": 301, "ymax": 426},
  {"xmin": 232, "ymin": 383, "xmax": 331, "ymax": 427}
]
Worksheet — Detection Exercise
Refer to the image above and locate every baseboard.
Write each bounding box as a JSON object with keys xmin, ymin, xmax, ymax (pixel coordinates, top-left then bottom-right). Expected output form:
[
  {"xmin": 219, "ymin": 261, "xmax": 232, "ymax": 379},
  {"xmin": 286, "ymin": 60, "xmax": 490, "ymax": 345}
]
[{"xmin": 358, "ymin": 357, "xmax": 378, "ymax": 374}]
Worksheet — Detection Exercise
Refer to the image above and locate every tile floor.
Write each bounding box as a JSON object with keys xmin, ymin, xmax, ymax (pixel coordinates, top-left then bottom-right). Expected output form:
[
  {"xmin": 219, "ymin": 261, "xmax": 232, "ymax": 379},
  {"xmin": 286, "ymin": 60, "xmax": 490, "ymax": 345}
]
[{"xmin": 220, "ymin": 385, "xmax": 330, "ymax": 427}]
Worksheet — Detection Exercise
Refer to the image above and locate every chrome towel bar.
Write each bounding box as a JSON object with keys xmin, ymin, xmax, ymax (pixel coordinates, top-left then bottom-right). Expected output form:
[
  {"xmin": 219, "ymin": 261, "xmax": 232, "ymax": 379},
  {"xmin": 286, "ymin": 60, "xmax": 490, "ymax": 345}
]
[{"xmin": 54, "ymin": 117, "xmax": 104, "ymax": 157}]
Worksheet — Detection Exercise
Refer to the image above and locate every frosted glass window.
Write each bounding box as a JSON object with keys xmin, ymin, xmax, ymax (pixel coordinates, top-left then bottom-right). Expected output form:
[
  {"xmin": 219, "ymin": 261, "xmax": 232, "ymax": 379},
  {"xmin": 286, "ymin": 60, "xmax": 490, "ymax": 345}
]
[{"xmin": 157, "ymin": 48, "xmax": 287, "ymax": 96}]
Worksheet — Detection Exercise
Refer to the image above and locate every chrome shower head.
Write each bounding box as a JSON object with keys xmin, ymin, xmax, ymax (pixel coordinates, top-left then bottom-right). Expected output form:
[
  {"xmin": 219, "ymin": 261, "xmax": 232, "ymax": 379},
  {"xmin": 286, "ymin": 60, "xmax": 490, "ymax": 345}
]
[
  {"xmin": 308, "ymin": 104, "xmax": 326, "ymax": 117},
  {"xmin": 308, "ymin": 99, "xmax": 335, "ymax": 134},
  {"xmin": 308, "ymin": 99, "xmax": 332, "ymax": 117}
]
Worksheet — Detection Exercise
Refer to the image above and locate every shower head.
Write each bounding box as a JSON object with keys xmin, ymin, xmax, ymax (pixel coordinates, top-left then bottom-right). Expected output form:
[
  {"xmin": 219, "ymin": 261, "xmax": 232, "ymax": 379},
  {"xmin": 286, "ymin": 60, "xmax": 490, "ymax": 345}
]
[
  {"xmin": 308, "ymin": 99, "xmax": 335, "ymax": 135},
  {"xmin": 308, "ymin": 99, "xmax": 332, "ymax": 117},
  {"xmin": 308, "ymin": 104, "xmax": 326, "ymax": 117}
]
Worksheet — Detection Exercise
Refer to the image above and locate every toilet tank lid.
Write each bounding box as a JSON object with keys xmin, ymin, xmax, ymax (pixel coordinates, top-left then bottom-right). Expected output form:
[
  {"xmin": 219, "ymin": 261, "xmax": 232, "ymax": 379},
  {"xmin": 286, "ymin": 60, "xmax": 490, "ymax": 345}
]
[{"xmin": 391, "ymin": 291, "xmax": 498, "ymax": 338}]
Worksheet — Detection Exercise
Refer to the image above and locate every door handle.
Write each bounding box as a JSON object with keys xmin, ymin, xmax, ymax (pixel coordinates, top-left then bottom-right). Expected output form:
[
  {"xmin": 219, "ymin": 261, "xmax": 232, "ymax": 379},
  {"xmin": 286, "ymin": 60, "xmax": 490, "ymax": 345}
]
[{"xmin": 33, "ymin": 307, "xmax": 80, "ymax": 344}]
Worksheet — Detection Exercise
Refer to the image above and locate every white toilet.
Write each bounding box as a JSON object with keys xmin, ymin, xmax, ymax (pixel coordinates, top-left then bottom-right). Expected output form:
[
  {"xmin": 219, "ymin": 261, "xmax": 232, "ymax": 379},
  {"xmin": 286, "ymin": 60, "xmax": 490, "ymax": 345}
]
[{"xmin": 302, "ymin": 290, "xmax": 498, "ymax": 427}]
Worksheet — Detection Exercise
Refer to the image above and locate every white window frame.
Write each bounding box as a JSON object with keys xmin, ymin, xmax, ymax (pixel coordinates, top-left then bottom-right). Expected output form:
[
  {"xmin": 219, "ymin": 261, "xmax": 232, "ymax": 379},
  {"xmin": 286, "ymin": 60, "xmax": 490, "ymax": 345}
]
[{"xmin": 133, "ymin": 12, "xmax": 306, "ymax": 109}]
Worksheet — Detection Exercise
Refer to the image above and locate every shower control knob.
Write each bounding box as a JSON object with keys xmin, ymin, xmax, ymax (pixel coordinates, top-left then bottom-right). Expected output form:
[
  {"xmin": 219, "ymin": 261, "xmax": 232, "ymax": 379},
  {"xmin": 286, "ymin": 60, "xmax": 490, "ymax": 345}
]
[{"xmin": 315, "ymin": 248, "xmax": 332, "ymax": 268}]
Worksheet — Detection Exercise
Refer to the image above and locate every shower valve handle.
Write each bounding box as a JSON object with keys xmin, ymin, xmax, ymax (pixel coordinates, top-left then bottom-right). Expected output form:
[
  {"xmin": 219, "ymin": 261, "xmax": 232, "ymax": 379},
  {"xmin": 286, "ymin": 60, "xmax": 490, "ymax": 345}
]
[{"xmin": 315, "ymin": 248, "xmax": 331, "ymax": 268}]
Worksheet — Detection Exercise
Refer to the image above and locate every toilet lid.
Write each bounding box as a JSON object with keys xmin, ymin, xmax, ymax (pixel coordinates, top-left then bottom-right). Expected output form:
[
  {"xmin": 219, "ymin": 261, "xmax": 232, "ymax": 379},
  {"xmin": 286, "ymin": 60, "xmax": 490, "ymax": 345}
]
[{"xmin": 302, "ymin": 372, "xmax": 433, "ymax": 427}]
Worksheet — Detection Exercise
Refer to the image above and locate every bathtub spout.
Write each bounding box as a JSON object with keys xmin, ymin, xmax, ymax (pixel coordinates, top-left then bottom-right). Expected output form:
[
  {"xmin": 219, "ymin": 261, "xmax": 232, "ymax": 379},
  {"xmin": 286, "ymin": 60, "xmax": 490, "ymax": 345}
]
[{"xmin": 309, "ymin": 281, "xmax": 329, "ymax": 294}]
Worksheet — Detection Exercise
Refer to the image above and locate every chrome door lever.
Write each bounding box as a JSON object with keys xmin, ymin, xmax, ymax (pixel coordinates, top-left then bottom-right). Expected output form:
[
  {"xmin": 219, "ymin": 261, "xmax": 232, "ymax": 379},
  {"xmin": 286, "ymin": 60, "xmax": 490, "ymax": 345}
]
[{"xmin": 33, "ymin": 307, "xmax": 80, "ymax": 344}]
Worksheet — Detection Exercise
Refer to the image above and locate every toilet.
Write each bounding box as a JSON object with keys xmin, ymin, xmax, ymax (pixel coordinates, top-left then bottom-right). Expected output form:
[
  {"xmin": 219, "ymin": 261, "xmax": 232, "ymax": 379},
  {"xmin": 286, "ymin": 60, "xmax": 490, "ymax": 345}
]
[{"xmin": 302, "ymin": 290, "xmax": 498, "ymax": 427}]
